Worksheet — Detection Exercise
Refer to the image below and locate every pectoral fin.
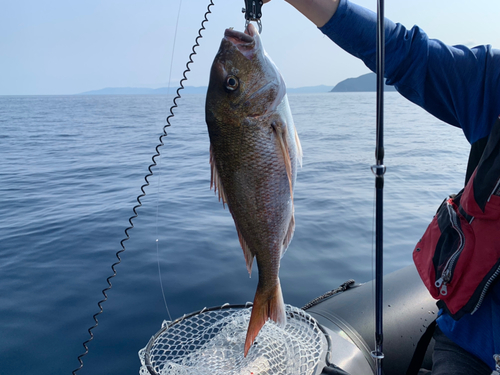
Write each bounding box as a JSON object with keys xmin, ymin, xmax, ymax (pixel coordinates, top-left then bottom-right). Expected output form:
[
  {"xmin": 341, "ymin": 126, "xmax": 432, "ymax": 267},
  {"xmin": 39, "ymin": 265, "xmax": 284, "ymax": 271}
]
[
  {"xmin": 271, "ymin": 120, "xmax": 293, "ymax": 202},
  {"xmin": 295, "ymin": 128, "xmax": 303, "ymax": 167}
]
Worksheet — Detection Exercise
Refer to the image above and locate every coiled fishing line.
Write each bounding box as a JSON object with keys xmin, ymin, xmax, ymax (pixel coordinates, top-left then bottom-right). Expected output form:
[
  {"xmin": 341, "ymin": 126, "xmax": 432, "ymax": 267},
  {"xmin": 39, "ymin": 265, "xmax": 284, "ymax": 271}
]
[{"xmin": 72, "ymin": 1, "xmax": 215, "ymax": 373}]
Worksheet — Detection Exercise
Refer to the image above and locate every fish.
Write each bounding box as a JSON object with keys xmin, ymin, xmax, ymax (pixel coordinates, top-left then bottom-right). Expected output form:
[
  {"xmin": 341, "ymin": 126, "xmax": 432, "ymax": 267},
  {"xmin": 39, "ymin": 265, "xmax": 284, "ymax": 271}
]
[{"xmin": 205, "ymin": 23, "xmax": 302, "ymax": 357}]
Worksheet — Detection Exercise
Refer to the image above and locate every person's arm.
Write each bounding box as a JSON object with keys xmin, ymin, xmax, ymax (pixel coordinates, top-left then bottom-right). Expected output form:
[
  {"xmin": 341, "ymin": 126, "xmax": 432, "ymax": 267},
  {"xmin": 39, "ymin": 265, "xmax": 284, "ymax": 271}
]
[
  {"xmin": 267, "ymin": 0, "xmax": 500, "ymax": 144},
  {"xmin": 263, "ymin": 0, "xmax": 339, "ymax": 27},
  {"xmin": 284, "ymin": 0, "xmax": 340, "ymax": 27},
  {"xmin": 320, "ymin": 0, "xmax": 500, "ymax": 144}
]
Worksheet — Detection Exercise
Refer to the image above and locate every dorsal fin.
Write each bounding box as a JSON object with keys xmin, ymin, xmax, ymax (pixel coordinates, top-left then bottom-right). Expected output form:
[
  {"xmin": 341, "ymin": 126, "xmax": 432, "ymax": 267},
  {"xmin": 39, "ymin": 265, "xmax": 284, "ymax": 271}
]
[
  {"xmin": 210, "ymin": 145, "xmax": 254, "ymax": 275},
  {"xmin": 209, "ymin": 144, "xmax": 227, "ymax": 207}
]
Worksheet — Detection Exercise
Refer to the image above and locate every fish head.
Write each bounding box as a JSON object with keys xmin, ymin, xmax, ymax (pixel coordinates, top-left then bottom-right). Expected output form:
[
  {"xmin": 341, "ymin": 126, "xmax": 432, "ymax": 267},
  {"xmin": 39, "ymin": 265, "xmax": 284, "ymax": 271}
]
[{"xmin": 206, "ymin": 23, "xmax": 286, "ymax": 121}]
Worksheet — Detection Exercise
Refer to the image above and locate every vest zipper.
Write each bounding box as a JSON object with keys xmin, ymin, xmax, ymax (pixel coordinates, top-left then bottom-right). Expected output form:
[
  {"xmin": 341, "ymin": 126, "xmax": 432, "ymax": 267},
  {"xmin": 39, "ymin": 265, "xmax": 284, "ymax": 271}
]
[
  {"xmin": 471, "ymin": 263, "xmax": 500, "ymax": 314},
  {"xmin": 434, "ymin": 201, "xmax": 465, "ymax": 296},
  {"xmin": 467, "ymin": 178, "xmax": 500, "ymax": 315},
  {"xmin": 488, "ymin": 177, "xmax": 500, "ymax": 201}
]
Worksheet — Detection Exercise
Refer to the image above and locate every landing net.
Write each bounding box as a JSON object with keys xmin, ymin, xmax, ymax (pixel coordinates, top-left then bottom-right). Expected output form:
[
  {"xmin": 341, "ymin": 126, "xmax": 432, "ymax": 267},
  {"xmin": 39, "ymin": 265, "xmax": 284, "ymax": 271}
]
[{"xmin": 139, "ymin": 304, "xmax": 325, "ymax": 375}]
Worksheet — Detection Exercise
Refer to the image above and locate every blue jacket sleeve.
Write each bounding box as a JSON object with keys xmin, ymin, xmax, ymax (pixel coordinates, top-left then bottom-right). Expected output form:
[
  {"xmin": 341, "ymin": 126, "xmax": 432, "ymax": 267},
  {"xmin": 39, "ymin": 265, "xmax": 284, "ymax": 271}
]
[{"xmin": 320, "ymin": 0, "xmax": 500, "ymax": 144}]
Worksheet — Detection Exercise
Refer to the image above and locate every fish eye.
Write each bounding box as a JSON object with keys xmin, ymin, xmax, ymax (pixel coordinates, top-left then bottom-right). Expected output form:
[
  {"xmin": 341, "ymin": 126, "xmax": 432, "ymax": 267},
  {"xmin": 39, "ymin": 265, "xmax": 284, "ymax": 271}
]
[{"xmin": 225, "ymin": 75, "xmax": 239, "ymax": 91}]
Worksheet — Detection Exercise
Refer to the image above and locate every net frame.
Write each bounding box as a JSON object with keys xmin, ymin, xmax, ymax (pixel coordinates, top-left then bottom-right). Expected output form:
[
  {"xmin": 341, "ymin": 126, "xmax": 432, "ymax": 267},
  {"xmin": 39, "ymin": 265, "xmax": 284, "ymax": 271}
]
[{"xmin": 139, "ymin": 303, "xmax": 331, "ymax": 375}]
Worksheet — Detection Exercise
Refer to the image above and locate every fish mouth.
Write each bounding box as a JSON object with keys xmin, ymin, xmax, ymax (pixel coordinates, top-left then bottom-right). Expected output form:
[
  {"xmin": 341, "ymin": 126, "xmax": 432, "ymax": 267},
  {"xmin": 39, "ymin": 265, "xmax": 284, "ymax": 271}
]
[
  {"xmin": 223, "ymin": 24, "xmax": 259, "ymax": 56},
  {"xmin": 224, "ymin": 27, "xmax": 254, "ymax": 45}
]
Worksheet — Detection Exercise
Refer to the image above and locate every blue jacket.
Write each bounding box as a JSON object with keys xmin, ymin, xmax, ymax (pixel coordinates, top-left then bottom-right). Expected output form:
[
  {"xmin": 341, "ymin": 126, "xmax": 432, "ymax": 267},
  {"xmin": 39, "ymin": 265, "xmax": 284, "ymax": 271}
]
[{"xmin": 319, "ymin": 0, "xmax": 500, "ymax": 370}]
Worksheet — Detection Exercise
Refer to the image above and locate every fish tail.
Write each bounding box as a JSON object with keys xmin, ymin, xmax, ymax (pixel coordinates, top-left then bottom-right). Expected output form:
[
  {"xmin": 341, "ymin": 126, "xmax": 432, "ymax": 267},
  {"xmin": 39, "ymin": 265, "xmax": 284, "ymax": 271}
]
[{"xmin": 244, "ymin": 280, "xmax": 286, "ymax": 357}]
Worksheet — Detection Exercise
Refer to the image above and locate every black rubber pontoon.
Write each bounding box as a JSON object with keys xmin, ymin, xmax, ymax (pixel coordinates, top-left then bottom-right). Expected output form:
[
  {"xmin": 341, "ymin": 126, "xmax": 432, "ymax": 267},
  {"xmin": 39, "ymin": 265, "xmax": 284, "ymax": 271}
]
[{"xmin": 306, "ymin": 264, "xmax": 437, "ymax": 375}]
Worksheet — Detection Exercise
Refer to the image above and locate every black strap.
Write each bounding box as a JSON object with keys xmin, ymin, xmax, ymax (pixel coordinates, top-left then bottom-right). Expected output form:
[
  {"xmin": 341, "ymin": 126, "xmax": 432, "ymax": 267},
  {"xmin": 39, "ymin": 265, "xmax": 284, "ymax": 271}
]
[
  {"xmin": 465, "ymin": 136, "xmax": 489, "ymax": 186},
  {"xmin": 320, "ymin": 364, "xmax": 351, "ymax": 375},
  {"xmin": 405, "ymin": 319, "xmax": 437, "ymax": 375}
]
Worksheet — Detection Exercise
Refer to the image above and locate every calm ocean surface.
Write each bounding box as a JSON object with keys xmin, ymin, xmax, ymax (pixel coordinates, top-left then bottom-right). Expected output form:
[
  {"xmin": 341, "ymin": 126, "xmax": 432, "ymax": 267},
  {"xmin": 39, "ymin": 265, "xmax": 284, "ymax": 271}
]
[{"xmin": 0, "ymin": 92, "xmax": 470, "ymax": 374}]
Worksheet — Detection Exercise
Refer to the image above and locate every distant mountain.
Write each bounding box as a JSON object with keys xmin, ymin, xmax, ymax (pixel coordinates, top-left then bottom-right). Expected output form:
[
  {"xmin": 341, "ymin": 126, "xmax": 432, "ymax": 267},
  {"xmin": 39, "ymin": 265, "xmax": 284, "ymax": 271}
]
[
  {"xmin": 77, "ymin": 76, "xmax": 395, "ymax": 96},
  {"xmin": 287, "ymin": 85, "xmax": 333, "ymax": 94},
  {"xmin": 331, "ymin": 72, "xmax": 396, "ymax": 92},
  {"xmin": 77, "ymin": 86, "xmax": 208, "ymax": 95},
  {"xmin": 77, "ymin": 85, "xmax": 333, "ymax": 95}
]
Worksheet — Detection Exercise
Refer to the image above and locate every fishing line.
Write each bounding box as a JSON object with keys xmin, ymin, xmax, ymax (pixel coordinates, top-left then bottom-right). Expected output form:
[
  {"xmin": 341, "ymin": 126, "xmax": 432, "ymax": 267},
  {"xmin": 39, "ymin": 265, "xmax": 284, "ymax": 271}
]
[
  {"xmin": 72, "ymin": 1, "xmax": 215, "ymax": 373},
  {"xmin": 154, "ymin": 0, "xmax": 185, "ymax": 323}
]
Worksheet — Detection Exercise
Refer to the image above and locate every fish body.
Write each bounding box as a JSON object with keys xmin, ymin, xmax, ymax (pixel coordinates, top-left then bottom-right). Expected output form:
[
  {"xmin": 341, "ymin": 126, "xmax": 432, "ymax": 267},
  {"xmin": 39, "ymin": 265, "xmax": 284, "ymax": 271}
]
[{"xmin": 205, "ymin": 24, "xmax": 302, "ymax": 356}]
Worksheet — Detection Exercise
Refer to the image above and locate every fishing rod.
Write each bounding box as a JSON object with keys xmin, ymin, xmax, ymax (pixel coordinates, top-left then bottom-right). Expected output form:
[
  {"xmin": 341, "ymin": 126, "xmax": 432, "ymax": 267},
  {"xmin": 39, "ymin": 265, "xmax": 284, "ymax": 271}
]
[{"xmin": 371, "ymin": 0, "xmax": 386, "ymax": 373}]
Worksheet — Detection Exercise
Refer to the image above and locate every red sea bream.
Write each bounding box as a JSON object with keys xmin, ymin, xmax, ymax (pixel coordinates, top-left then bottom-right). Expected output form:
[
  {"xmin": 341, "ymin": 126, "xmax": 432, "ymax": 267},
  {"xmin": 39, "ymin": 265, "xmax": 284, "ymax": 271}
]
[{"xmin": 205, "ymin": 23, "xmax": 302, "ymax": 356}]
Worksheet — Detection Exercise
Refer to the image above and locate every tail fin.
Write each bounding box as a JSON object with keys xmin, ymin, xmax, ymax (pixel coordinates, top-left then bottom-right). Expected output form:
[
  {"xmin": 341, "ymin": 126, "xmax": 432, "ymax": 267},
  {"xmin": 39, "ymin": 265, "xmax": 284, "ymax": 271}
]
[{"xmin": 244, "ymin": 280, "xmax": 286, "ymax": 357}]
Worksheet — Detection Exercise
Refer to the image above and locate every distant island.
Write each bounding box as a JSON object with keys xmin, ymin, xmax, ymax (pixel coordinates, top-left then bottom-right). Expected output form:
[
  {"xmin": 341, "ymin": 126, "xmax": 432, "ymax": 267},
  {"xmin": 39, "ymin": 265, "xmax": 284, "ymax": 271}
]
[
  {"xmin": 330, "ymin": 72, "xmax": 396, "ymax": 92},
  {"xmin": 77, "ymin": 73, "xmax": 396, "ymax": 95}
]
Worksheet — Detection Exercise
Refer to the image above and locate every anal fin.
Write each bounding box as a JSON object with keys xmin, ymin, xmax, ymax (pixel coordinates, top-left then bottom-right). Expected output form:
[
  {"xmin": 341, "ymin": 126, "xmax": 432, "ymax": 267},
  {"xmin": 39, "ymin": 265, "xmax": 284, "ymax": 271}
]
[
  {"xmin": 281, "ymin": 214, "xmax": 295, "ymax": 258},
  {"xmin": 236, "ymin": 224, "xmax": 254, "ymax": 276}
]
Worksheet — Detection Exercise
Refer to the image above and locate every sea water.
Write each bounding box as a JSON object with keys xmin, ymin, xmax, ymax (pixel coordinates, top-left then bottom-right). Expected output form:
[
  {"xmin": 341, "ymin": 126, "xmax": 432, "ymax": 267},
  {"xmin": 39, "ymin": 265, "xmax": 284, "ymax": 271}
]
[{"xmin": 0, "ymin": 92, "xmax": 469, "ymax": 374}]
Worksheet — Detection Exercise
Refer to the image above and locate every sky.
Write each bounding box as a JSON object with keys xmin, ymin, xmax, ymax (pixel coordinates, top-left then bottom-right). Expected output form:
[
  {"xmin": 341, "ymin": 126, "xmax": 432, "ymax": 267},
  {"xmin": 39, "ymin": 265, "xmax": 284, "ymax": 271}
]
[{"xmin": 2, "ymin": 0, "xmax": 500, "ymax": 95}]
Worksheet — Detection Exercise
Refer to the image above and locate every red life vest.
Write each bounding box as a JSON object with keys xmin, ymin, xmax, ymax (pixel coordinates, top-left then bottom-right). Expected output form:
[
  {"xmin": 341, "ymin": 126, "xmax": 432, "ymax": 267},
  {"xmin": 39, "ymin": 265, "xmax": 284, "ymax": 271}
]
[{"xmin": 413, "ymin": 116, "xmax": 500, "ymax": 319}]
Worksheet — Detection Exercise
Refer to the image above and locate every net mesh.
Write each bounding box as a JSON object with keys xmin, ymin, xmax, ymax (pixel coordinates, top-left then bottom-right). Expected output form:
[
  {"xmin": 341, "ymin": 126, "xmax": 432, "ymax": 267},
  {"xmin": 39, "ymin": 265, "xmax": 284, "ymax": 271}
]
[{"xmin": 139, "ymin": 304, "xmax": 325, "ymax": 375}]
